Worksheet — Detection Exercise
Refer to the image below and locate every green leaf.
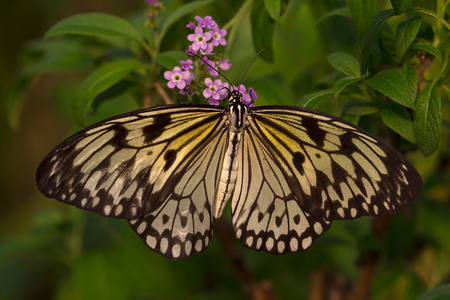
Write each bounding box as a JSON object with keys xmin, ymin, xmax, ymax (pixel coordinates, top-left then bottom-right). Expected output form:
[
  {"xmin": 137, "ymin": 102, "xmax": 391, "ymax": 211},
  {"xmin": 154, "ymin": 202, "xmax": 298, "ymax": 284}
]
[
  {"xmin": 343, "ymin": 100, "xmax": 379, "ymax": 115},
  {"xmin": 298, "ymin": 90, "xmax": 334, "ymax": 109},
  {"xmin": 314, "ymin": 7, "xmax": 351, "ymax": 26},
  {"xmin": 251, "ymin": 0, "xmax": 275, "ymax": 62},
  {"xmin": 403, "ymin": 64, "xmax": 418, "ymax": 101},
  {"xmin": 5, "ymin": 76, "xmax": 33, "ymax": 130},
  {"xmin": 390, "ymin": 0, "xmax": 414, "ymax": 15},
  {"xmin": 357, "ymin": 9, "xmax": 395, "ymax": 72},
  {"xmin": 327, "ymin": 52, "xmax": 360, "ymax": 78},
  {"xmin": 159, "ymin": 0, "xmax": 214, "ymax": 41},
  {"xmin": 381, "ymin": 103, "xmax": 415, "ymax": 143},
  {"xmin": 347, "ymin": 0, "xmax": 377, "ymax": 34},
  {"xmin": 155, "ymin": 51, "xmax": 188, "ymax": 70},
  {"xmin": 407, "ymin": 7, "xmax": 450, "ymax": 30},
  {"xmin": 45, "ymin": 13, "xmax": 144, "ymax": 46},
  {"xmin": 416, "ymin": 284, "xmax": 450, "ymax": 300},
  {"xmin": 413, "ymin": 81, "xmax": 441, "ymax": 157},
  {"xmin": 76, "ymin": 59, "xmax": 142, "ymax": 121},
  {"xmin": 412, "ymin": 43, "xmax": 443, "ymax": 61},
  {"xmin": 365, "ymin": 68, "xmax": 416, "ymax": 109},
  {"xmin": 396, "ymin": 17, "xmax": 421, "ymax": 61},
  {"xmin": 333, "ymin": 76, "xmax": 363, "ymax": 97},
  {"xmin": 264, "ymin": 0, "xmax": 281, "ymax": 21}
]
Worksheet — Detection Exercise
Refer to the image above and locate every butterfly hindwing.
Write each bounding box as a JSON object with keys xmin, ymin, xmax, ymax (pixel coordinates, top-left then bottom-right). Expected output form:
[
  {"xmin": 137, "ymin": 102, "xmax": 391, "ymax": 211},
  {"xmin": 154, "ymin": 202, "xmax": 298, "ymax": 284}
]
[
  {"xmin": 129, "ymin": 117, "xmax": 229, "ymax": 259},
  {"xmin": 232, "ymin": 129, "xmax": 332, "ymax": 254}
]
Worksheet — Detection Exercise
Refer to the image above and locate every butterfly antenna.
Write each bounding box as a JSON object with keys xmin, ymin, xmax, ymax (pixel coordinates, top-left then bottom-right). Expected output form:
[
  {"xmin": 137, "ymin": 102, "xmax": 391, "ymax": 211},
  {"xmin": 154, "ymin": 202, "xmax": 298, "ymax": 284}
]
[
  {"xmin": 237, "ymin": 49, "xmax": 265, "ymax": 92},
  {"xmin": 185, "ymin": 51, "xmax": 233, "ymax": 92}
]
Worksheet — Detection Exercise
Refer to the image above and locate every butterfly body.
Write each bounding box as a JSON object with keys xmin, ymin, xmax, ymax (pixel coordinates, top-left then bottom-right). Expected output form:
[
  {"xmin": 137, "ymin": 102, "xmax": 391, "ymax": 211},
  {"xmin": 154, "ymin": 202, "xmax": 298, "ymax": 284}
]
[{"xmin": 37, "ymin": 92, "xmax": 422, "ymax": 259}]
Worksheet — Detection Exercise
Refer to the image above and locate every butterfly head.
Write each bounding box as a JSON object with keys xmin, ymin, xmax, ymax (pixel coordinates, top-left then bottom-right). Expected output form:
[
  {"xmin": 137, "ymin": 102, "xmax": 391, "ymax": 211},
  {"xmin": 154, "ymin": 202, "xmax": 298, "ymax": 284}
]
[{"xmin": 229, "ymin": 90, "xmax": 243, "ymax": 105}]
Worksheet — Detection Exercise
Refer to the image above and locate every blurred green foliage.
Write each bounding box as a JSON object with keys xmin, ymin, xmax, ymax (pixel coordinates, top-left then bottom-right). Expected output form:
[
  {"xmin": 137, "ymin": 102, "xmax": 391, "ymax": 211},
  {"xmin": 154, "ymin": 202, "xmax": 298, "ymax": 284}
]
[{"xmin": 1, "ymin": 0, "xmax": 449, "ymax": 299}]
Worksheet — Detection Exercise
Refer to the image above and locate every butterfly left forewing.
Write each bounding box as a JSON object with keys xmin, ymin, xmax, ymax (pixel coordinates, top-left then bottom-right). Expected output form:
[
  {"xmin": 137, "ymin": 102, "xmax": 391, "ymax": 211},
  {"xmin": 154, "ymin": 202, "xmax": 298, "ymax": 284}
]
[
  {"xmin": 36, "ymin": 104, "xmax": 225, "ymax": 220},
  {"xmin": 248, "ymin": 106, "xmax": 422, "ymax": 222}
]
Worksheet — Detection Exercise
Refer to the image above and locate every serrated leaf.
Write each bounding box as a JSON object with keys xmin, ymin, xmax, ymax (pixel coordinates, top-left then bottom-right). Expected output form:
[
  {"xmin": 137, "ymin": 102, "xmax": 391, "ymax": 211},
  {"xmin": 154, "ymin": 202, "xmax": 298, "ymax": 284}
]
[
  {"xmin": 344, "ymin": 100, "xmax": 379, "ymax": 115},
  {"xmin": 365, "ymin": 68, "xmax": 415, "ymax": 109},
  {"xmin": 327, "ymin": 52, "xmax": 360, "ymax": 78},
  {"xmin": 160, "ymin": 0, "xmax": 214, "ymax": 41},
  {"xmin": 155, "ymin": 51, "xmax": 188, "ymax": 70},
  {"xmin": 381, "ymin": 103, "xmax": 415, "ymax": 143},
  {"xmin": 264, "ymin": 0, "xmax": 281, "ymax": 21},
  {"xmin": 347, "ymin": 0, "xmax": 377, "ymax": 34},
  {"xmin": 357, "ymin": 9, "xmax": 395, "ymax": 72},
  {"xmin": 45, "ymin": 13, "xmax": 144, "ymax": 46},
  {"xmin": 412, "ymin": 43, "xmax": 443, "ymax": 61},
  {"xmin": 76, "ymin": 59, "xmax": 142, "ymax": 121},
  {"xmin": 251, "ymin": 0, "xmax": 275, "ymax": 62},
  {"xmin": 297, "ymin": 90, "xmax": 334, "ymax": 109},
  {"xmin": 396, "ymin": 17, "xmax": 421, "ymax": 61},
  {"xmin": 333, "ymin": 76, "xmax": 363, "ymax": 97},
  {"xmin": 413, "ymin": 81, "xmax": 441, "ymax": 157},
  {"xmin": 390, "ymin": 0, "xmax": 414, "ymax": 15}
]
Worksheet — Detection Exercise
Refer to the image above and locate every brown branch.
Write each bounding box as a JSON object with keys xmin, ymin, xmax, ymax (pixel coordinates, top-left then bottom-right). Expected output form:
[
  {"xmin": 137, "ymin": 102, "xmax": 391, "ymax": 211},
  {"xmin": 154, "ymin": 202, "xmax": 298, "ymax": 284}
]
[
  {"xmin": 215, "ymin": 218, "xmax": 279, "ymax": 300},
  {"xmin": 154, "ymin": 80, "xmax": 173, "ymax": 105}
]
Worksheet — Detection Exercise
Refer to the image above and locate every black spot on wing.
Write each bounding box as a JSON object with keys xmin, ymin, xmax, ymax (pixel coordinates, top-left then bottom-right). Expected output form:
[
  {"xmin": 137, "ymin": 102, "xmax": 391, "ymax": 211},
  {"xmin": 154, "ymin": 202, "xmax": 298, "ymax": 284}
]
[
  {"xmin": 292, "ymin": 152, "xmax": 306, "ymax": 175},
  {"xmin": 143, "ymin": 114, "xmax": 172, "ymax": 143},
  {"xmin": 302, "ymin": 118, "xmax": 325, "ymax": 147},
  {"xmin": 163, "ymin": 149, "xmax": 177, "ymax": 171}
]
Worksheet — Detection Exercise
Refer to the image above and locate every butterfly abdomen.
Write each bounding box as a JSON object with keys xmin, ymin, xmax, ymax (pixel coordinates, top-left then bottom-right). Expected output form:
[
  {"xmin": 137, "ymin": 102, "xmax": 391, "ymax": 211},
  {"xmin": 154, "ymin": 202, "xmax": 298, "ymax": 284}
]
[{"xmin": 213, "ymin": 103, "xmax": 248, "ymax": 218}]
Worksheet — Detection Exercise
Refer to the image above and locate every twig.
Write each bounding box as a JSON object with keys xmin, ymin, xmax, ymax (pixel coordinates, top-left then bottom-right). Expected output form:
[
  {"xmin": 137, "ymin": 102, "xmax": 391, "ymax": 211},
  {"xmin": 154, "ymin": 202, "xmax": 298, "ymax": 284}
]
[{"xmin": 215, "ymin": 217, "xmax": 279, "ymax": 300}]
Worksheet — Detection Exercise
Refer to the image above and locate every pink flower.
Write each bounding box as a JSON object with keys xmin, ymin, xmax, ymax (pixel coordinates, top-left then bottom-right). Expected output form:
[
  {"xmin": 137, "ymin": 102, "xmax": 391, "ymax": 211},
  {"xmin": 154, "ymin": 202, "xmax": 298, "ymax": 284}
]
[
  {"xmin": 211, "ymin": 28, "xmax": 227, "ymax": 47},
  {"xmin": 187, "ymin": 27, "xmax": 212, "ymax": 51},
  {"xmin": 164, "ymin": 66, "xmax": 191, "ymax": 89},
  {"xmin": 203, "ymin": 78, "xmax": 224, "ymax": 104}
]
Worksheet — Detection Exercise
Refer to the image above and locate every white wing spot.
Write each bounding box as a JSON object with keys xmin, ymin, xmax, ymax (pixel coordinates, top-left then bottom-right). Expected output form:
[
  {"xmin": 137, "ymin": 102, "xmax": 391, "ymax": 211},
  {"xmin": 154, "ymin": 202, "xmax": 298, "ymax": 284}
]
[
  {"xmin": 351, "ymin": 208, "xmax": 357, "ymax": 218},
  {"xmin": 302, "ymin": 236, "xmax": 312, "ymax": 249},
  {"xmin": 195, "ymin": 240, "xmax": 203, "ymax": 252},
  {"xmin": 160, "ymin": 238, "xmax": 169, "ymax": 254},
  {"xmin": 115, "ymin": 204, "xmax": 123, "ymax": 216},
  {"xmin": 172, "ymin": 244, "xmax": 181, "ymax": 258},
  {"xmin": 137, "ymin": 222, "xmax": 147, "ymax": 234},
  {"xmin": 146, "ymin": 235, "xmax": 157, "ymax": 248},
  {"xmin": 81, "ymin": 198, "xmax": 87, "ymax": 207},
  {"xmin": 373, "ymin": 205, "xmax": 379, "ymax": 214},
  {"xmin": 104, "ymin": 205, "xmax": 112, "ymax": 216},
  {"xmin": 61, "ymin": 194, "xmax": 66, "ymax": 200},
  {"xmin": 92, "ymin": 197, "xmax": 100, "ymax": 208},
  {"xmin": 70, "ymin": 194, "xmax": 76, "ymax": 201},
  {"xmin": 362, "ymin": 202, "xmax": 369, "ymax": 212},
  {"xmin": 337, "ymin": 207, "xmax": 345, "ymax": 218},
  {"xmin": 185, "ymin": 241, "xmax": 192, "ymax": 256},
  {"xmin": 256, "ymin": 238, "xmax": 263, "ymax": 249},
  {"xmin": 277, "ymin": 241, "xmax": 285, "ymax": 253},
  {"xmin": 236, "ymin": 229, "xmax": 242, "ymax": 239},
  {"xmin": 314, "ymin": 222, "xmax": 323, "ymax": 234},
  {"xmin": 290, "ymin": 238, "xmax": 298, "ymax": 252},
  {"xmin": 246, "ymin": 236, "xmax": 254, "ymax": 247},
  {"xmin": 266, "ymin": 237, "xmax": 274, "ymax": 251}
]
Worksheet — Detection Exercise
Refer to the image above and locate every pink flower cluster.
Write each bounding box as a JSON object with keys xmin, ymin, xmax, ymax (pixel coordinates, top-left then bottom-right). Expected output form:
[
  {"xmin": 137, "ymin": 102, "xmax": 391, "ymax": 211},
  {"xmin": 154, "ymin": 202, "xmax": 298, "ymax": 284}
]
[{"xmin": 164, "ymin": 16, "xmax": 258, "ymax": 107}]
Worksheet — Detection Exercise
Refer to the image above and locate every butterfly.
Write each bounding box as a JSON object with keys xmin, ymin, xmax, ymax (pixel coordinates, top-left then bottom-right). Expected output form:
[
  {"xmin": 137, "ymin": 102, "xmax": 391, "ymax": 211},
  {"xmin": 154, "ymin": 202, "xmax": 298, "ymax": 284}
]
[{"xmin": 36, "ymin": 89, "xmax": 422, "ymax": 259}]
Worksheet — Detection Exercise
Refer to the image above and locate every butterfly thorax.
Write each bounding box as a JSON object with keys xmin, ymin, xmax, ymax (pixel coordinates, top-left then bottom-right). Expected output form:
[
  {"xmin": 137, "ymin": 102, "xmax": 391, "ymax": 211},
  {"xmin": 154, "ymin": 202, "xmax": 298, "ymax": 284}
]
[{"xmin": 213, "ymin": 92, "xmax": 248, "ymax": 218}]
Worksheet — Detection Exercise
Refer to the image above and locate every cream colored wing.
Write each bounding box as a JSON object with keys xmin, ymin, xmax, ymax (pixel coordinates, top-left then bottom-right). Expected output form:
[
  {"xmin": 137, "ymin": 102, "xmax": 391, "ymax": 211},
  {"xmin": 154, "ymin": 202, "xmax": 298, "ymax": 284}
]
[
  {"xmin": 232, "ymin": 105, "xmax": 422, "ymax": 254},
  {"xmin": 37, "ymin": 104, "xmax": 228, "ymax": 259}
]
